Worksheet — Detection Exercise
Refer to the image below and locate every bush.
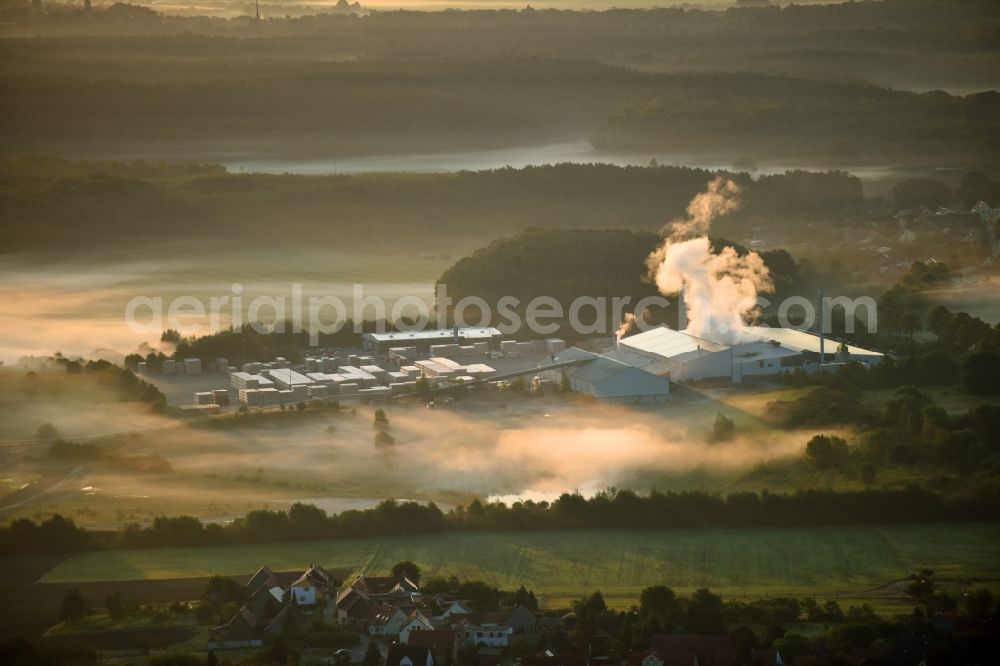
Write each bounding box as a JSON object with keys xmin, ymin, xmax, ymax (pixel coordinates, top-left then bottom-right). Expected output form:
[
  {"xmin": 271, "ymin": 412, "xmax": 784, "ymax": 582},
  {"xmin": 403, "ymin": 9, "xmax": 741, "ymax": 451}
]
[
  {"xmin": 768, "ymin": 387, "xmax": 868, "ymax": 427},
  {"xmin": 709, "ymin": 413, "xmax": 736, "ymax": 443},
  {"xmin": 962, "ymin": 351, "xmax": 1000, "ymax": 395},
  {"xmin": 805, "ymin": 435, "xmax": 849, "ymax": 470},
  {"xmin": 892, "ymin": 178, "xmax": 952, "ymax": 211},
  {"xmin": 105, "ymin": 591, "xmax": 124, "ymax": 619},
  {"xmin": 148, "ymin": 655, "xmax": 203, "ymax": 666},
  {"xmin": 59, "ymin": 589, "xmax": 89, "ymax": 622}
]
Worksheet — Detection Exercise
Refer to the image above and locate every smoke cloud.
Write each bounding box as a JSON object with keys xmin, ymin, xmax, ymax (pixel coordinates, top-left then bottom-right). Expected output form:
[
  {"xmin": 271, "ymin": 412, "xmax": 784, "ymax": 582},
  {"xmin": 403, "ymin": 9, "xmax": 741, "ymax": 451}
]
[
  {"xmin": 646, "ymin": 177, "xmax": 773, "ymax": 345},
  {"xmin": 615, "ymin": 312, "xmax": 636, "ymax": 344}
]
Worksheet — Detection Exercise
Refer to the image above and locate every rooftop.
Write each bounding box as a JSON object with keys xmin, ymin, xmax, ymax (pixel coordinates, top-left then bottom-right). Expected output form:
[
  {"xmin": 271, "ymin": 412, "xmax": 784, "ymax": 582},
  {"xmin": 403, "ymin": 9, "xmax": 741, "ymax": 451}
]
[
  {"xmin": 265, "ymin": 368, "xmax": 314, "ymax": 385},
  {"xmin": 363, "ymin": 327, "xmax": 503, "ymax": 343},
  {"xmin": 744, "ymin": 326, "xmax": 883, "ymax": 358},
  {"xmin": 620, "ymin": 327, "xmax": 728, "ymax": 360},
  {"xmin": 729, "ymin": 340, "xmax": 802, "ymax": 363}
]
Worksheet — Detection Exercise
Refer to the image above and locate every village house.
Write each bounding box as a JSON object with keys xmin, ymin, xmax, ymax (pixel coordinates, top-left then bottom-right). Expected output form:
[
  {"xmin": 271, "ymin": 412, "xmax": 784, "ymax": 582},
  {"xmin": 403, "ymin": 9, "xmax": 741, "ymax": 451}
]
[
  {"xmin": 336, "ymin": 586, "xmax": 375, "ymax": 627},
  {"xmin": 335, "ymin": 572, "xmax": 426, "ymax": 630},
  {"xmin": 209, "ymin": 606, "xmax": 262, "ymax": 649},
  {"xmin": 386, "ymin": 644, "xmax": 437, "ymax": 666},
  {"xmin": 351, "ymin": 573, "xmax": 421, "ymax": 599},
  {"xmin": 213, "ymin": 562, "xmax": 544, "ymax": 657},
  {"xmin": 405, "ymin": 628, "xmax": 459, "ymax": 665},
  {"xmin": 495, "ymin": 605, "xmax": 537, "ymax": 633},
  {"xmin": 243, "ymin": 565, "xmax": 282, "ymax": 596},
  {"xmin": 453, "ymin": 618, "xmax": 513, "ymax": 648},
  {"xmin": 247, "ymin": 582, "xmax": 284, "ymax": 619},
  {"xmin": 364, "ymin": 602, "xmax": 410, "ymax": 636},
  {"xmin": 399, "ymin": 610, "xmax": 436, "ymax": 642},
  {"xmin": 267, "ymin": 601, "xmax": 308, "ymax": 635},
  {"xmin": 444, "ymin": 604, "xmax": 536, "ymax": 647},
  {"xmin": 290, "ymin": 564, "xmax": 334, "ymax": 606},
  {"xmin": 291, "ymin": 574, "xmax": 320, "ymax": 606},
  {"xmin": 210, "ymin": 563, "xmax": 331, "ymax": 650},
  {"xmin": 440, "ymin": 600, "xmax": 474, "ymax": 617}
]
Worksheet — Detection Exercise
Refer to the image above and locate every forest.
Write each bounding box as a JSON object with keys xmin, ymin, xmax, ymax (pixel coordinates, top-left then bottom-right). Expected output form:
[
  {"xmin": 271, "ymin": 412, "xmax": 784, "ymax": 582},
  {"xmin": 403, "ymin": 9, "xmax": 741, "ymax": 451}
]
[
  {"xmin": 1, "ymin": 0, "xmax": 998, "ymax": 164},
  {"xmin": 1, "ymin": 1, "xmax": 997, "ymax": 91},
  {"xmin": 436, "ymin": 228, "xmax": 804, "ymax": 334},
  {"xmin": 0, "ymin": 157, "xmax": 863, "ymax": 253},
  {"xmin": 591, "ymin": 79, "xmax": 1000, "ymax": 161}
]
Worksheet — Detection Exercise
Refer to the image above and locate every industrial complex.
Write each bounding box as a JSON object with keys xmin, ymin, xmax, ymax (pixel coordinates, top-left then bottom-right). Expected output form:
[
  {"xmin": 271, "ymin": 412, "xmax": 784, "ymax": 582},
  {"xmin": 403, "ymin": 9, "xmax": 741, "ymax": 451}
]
[
  {"xmin": 144, "ymin": 324, "xmax": 883, "ymax": 411},
  {"xmin": 615, "ymin": 324, "xmax": 883, "ymax": 384}
]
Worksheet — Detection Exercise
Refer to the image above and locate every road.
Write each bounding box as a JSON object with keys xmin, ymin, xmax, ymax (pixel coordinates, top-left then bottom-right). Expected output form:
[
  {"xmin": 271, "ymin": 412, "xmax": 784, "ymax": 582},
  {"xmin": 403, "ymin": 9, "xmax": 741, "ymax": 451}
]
[{"xmin": 0, "ymin": 466, "xmax": 87, "ymax": 514}]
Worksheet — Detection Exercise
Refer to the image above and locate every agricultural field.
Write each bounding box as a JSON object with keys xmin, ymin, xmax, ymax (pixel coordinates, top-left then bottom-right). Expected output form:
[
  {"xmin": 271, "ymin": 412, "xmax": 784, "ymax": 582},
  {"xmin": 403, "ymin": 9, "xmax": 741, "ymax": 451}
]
[{"xmin": 42, "ymin": 523, "xmax": 1000, "ymax": 605}]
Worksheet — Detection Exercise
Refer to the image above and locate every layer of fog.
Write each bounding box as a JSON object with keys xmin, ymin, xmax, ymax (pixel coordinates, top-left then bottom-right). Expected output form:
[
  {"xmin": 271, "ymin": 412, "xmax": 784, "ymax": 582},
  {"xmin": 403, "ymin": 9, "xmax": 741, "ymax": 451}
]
[
  {"xmin": 220, "ymin": 139, "xmax": 900, "ymax": 182},
  {"xmin": 1, "ymin": 364, "xmax": 841, "ymax": 526},
  {"xmin": 114, "ymin": 400, "xmax": 820, "ymax": 503},
  {"xmin": 0, "ymin": 246, "xmax": 446, "ymax": 365}
]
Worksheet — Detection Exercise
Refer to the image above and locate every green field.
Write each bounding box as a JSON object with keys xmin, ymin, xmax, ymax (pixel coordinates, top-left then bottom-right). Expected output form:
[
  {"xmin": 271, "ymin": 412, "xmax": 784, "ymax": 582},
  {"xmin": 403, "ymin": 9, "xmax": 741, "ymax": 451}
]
[{"xmin": 43, "ymin": 524, "xmax": 1000, "ymax": 602}]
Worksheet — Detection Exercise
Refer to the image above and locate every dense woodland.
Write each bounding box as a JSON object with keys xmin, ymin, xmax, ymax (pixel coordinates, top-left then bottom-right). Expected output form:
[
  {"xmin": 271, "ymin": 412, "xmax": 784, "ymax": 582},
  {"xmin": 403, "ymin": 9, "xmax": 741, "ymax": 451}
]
[
  {"xmin": 591, "ymin": 79, "xmax": 1000, "ymax": 161},
  {"xmin": 0, "ymin": 1, "xmax": 997, "ymax": 89},
  {"xmin": 436, "ymin": 228, "xmax": 805, "ymax": 334},
  {"xmin": 1, "ymin": 0, "xmax": 998, "ymax": 163},
  {"xmin": 1, "ymin": 57, "xmax": 996, "ymax": 164},
  {"xmin": 0, "ymin": 157, "xmax": 864, "ymax": 253}
]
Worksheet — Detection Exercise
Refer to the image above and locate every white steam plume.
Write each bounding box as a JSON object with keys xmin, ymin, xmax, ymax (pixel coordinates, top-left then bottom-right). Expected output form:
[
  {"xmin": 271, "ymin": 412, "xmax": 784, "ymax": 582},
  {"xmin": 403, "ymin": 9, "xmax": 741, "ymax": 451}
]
[{"xmin": 646, "ymin": 177, "xmax": 773, "ymax": 345}]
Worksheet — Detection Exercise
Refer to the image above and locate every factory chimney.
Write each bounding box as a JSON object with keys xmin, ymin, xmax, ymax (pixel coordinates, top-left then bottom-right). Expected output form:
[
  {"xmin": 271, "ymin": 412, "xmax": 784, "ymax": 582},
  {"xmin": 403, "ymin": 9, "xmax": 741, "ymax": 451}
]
[{"xmin": 818, "ymin": 289, "xmax": 825, "ymax": 366}]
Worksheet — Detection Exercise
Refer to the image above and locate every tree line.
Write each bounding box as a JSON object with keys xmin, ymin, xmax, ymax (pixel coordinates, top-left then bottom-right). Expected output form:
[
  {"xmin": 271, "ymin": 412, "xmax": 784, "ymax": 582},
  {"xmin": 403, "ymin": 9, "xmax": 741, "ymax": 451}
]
[
  {"xmin": 16, "ymin": 355, "xmax": 166, "ymax": 410},
  {"xmin": 0, "ymin": 157, "xmax": 864, "ymax": 254},
  {"xmin": 591, "ymin": 75, "xmax": 1000, "ymax": 163},
  {"xmin": 4, "ymin": 484, "xmax": 999, "ymax": 556}
]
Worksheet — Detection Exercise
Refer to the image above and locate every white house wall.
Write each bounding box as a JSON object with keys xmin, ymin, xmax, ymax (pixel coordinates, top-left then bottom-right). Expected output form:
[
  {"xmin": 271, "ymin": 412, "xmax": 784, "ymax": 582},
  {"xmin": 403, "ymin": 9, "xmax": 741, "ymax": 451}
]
[{"xmin": 292, "ymin": 586, "xmax": 316, "ymax": 606}]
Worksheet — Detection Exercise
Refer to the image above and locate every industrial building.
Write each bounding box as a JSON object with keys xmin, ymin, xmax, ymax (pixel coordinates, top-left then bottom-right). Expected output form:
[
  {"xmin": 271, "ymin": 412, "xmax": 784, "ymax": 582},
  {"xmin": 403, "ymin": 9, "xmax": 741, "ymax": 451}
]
[
  {"xmin": 543, "ymin": 348, "xmax": 669, "ymax": 404},
  {"xmin": 227, "ymin": 350, "xmax": 500, "ymax": 406},
  {"xmin": 743, "ymin": 326, "xmax": 884, "ymax": 366},
  {"xmin": 362, "ymin": 327, "xmax": 504, "ymax": 353},
  {"xmin": 617, "ymin": 325, "xmax": 883, "ymax": 384}
]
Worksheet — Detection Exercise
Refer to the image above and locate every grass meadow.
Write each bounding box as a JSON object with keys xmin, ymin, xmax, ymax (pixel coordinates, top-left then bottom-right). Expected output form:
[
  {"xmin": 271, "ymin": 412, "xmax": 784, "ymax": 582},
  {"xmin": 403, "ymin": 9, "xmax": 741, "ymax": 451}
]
[{"xmin": 42, "ymin": 523, "xmax": 1000, "ymax": 604}]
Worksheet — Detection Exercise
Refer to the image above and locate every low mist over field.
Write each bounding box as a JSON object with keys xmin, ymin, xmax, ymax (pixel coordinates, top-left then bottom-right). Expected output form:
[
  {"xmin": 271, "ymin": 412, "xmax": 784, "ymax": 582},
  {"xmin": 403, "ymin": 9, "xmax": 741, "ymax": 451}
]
[
  {"xmin": 2, "ymin": 360, "xmax": 834, "ymax": 529},
  {"xmin": 0, "ymin": 246, "xmax": 445, "ymax": 364}
]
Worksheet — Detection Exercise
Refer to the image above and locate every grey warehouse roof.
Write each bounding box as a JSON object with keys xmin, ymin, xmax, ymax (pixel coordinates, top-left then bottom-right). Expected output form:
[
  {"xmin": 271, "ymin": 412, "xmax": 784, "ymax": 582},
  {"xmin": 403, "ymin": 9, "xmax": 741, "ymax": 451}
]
[
  {"xmin": 363, "ymin": 327, "xmax": 503, "ymax": 343},
  {"xmin": 568, "ymin": 356, "xmax": 639, "ymax": 385}
]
